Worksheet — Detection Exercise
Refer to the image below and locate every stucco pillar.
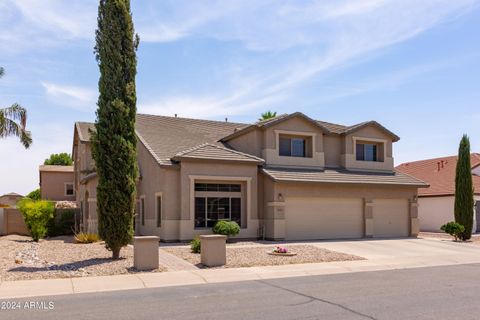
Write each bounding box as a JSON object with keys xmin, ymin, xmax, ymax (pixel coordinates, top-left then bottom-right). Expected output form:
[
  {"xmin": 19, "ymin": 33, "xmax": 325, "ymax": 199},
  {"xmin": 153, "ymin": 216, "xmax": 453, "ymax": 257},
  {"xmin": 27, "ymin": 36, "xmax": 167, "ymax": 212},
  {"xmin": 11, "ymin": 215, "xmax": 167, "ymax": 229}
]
[
  {"xmin": 364, "ymin": 199, "xmax": 374, "ymax": 238},
  {"xmin": 410, "ymin": 199, "xmax": 419, "ymax": 237},
  {"xmin": 200, "ymin": 235, "xmax": 227, "ymax": 267},
  {"xmin": 134, "ymin": 236, "xmax": 160, "ymax": 270},
  {"xmin": 266, "ymin": 202, "xmax": 286, "ymax": 240}
]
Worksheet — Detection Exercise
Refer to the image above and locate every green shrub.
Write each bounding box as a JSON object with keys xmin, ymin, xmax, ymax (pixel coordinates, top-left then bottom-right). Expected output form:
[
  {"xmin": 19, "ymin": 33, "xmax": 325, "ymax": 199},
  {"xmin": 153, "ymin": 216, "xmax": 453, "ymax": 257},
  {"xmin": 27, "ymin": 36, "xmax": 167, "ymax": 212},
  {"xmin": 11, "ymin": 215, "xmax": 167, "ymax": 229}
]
[
  {"xmin": 26, "ymin": 188, "xmax": 41, "ymax": 200},
  {"xmin": 48, "ymin": 210, "xmax": 75, "ymax": 236},
  {"xmin": 74, "ymin": 232, "xmax": 101, "ymax": 244},
  {"xmin": 17, "ymin": 199, "xmax": 55, "ymax": 242},
  {"xmin": 212, "ymin": 220, "xmax": 240, "ymax": 237},
  {"xmin": 190, "ymin": 237, "xmax": 201, "ymax": 253},
  {"xmin": 441, "ymin": 221, "xmax": 465, "ymax": 241}
]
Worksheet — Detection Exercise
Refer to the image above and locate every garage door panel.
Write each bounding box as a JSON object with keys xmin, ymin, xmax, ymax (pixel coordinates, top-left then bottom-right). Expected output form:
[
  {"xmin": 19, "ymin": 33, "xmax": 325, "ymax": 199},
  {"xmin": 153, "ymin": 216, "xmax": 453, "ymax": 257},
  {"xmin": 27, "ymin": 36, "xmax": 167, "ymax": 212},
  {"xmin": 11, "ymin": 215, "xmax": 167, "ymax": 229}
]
[
  {"xmin": 285, "ymin": 197, "xmax": 363, "ymax": 240},
  {"xmin": 373, "ymin": 199, "xmax": 409, "ymax": 237}
]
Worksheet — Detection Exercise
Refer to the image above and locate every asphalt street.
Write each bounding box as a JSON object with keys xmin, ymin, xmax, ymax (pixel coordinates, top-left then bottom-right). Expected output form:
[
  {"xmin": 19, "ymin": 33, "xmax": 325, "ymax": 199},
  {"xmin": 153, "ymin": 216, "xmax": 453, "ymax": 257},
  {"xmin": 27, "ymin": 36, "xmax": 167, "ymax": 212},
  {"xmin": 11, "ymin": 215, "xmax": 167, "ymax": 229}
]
[{"xmin": 2, "ymin": 264, "xmax": 480, "ymax": 320}]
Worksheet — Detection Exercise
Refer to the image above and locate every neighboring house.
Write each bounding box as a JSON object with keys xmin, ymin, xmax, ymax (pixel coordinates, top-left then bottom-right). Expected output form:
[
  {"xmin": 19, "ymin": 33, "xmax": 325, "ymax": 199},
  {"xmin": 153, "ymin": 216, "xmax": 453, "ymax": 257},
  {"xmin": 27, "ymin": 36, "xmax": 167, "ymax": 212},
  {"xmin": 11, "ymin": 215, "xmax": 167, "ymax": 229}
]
[
  {"xmin": 396, "ymin": 154, "xmax": 480, "ymax": 233},
  {"xmin": 73, "ymin": 112, "xmax": 427, "ymax": 241},
  {"xmin": 0, "ymin": 192, "xmax": 24, "ymax": 208},
  {"xmin": 39, "ymin": 165, "xmax": 75, "ymax": 201}
]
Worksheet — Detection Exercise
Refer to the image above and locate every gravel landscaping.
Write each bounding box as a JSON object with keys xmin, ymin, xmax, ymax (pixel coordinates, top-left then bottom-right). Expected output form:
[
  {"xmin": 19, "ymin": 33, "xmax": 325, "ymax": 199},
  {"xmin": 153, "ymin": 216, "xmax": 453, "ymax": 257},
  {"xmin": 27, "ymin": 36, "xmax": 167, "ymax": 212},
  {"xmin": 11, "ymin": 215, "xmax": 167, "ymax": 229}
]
[
  {"xmin": 162, "ymin": 245, "xmax": 364, "ymax": 268},
  {"xmin": 0, "ymin": 235, "xmax": 166, "ymax": 281},
  {"xmin": 420, "ymin": 232, "xmax": 480, "ymax": 245}
]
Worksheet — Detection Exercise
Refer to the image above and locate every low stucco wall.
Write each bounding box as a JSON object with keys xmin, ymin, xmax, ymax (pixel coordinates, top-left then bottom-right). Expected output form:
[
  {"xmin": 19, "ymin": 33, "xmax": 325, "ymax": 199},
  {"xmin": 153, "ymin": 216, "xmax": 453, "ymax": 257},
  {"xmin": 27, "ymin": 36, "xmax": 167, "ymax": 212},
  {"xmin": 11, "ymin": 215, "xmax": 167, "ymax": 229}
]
[
  {"xmin": 418, "ymin": 196, "xmax": 479, "ymax": 232},
  {"xmin": 3, "ymin": 208, "xmax": 29, "ymax": 236}
]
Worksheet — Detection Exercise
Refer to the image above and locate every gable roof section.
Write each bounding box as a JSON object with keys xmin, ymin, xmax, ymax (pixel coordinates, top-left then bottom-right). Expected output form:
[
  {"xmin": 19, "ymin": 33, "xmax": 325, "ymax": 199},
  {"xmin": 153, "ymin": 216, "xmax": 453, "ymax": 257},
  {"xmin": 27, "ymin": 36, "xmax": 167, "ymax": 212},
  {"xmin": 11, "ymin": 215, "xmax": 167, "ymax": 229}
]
[
  {"xmin": 221, "ymin": 112, "xmax": 400, "ymax": 142},
  {"xmin": 396, "ymin": 154, "xmax": 480, "ymax": 196},
  {"xmin": 172, "ymin": 143, "xmax": 264, "ymax": 164},
  {"xmin": 135, "ymin": 114, "xmax": 248, "ymax": 165},
  {"xmin": 343, "ymin": 121, "xmax": 400, "ymax": 142},
  {"xmin": 220, "ymin": 112, "xmax": 331, "ymax": 142},
  {"xmin": 262, "ymin": 166, "xmax": 428, "ymax": 187},
  {"xmin": 75, "ymin": 122, "xmax": 95, "ymax": 142}
]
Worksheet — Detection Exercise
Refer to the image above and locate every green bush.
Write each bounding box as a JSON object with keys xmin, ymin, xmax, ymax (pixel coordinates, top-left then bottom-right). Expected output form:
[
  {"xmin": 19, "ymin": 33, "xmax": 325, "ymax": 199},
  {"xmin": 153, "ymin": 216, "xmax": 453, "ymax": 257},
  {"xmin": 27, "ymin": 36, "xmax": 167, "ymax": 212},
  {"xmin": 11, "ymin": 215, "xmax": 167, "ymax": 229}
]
[
  {"xmin": 26, "ymin": 188, "xmax": 41, "ymax": 200},
  {"xmin": 48, "ymin": 210, "xmax": 75, "ymax": 236},
  {"xmin": 17, "ymin": 199, "xmax": 55, "ymax": 242},
  {"xmin": 190, "ymin": 237, "xmax": 201, "ymax": 253},
  {"xmin": 441, "ymin": 221, "xmax": 465, "ymax": 241},
  {"xmin": 212, "ymin": 220, "xmax": 240, "ymax": 237}
]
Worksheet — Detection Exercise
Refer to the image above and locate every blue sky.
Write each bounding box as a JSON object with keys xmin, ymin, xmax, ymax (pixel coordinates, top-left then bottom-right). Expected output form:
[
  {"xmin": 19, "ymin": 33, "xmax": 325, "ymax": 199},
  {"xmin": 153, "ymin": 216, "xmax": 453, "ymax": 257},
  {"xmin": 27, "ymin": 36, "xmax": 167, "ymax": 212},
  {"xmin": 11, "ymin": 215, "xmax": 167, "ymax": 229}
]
[{"xmin": 1, "ymin": 0, "xmax": 480, "ymax": 195}]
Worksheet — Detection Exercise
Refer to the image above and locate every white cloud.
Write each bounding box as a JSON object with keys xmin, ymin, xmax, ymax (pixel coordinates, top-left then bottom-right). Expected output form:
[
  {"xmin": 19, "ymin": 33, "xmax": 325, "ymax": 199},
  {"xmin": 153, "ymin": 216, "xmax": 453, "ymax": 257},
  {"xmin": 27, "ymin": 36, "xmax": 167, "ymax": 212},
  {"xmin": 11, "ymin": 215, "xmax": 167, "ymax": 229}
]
[
  {"xmin": 42, "ymin": 82, "xmax": 96, "ymax": 111},
  {"xmin": 135, "ymin": 0, "xmax": 479, "ymax": 117}
]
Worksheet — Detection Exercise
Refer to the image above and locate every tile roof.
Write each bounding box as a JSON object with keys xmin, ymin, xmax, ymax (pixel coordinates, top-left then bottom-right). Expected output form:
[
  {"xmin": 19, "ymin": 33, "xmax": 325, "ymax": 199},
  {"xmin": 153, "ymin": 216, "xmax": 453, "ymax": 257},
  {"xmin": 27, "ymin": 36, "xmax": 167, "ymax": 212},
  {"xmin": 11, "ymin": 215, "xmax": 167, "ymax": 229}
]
[
  {"xmin": 316, "ymin": 121, "xmax": 348, "ymax": 134},
  {"xmin": 39, "ymin": 165, "xmax": 74, "ymax": 172},
  {"xmin": 262, "ymin": 166, "xmax": 428, "ymax": 187},
  {"xmin": 173, "ymin": 143, "xmax": 264, "ymax": 163},
  {"xmin": 135, "ymin": 114, "xmax": 248, "ymax": 165},
  {"xmin": 220, "ymin": 112, "xmax": 331, "ymax": 141},
  {"xmin": 396, "ymin": 154, "xmax": 480, "ymax": 196},
  {"xmin": 74, "ymin": 112, "xmax": 399, "ymax": 166}
]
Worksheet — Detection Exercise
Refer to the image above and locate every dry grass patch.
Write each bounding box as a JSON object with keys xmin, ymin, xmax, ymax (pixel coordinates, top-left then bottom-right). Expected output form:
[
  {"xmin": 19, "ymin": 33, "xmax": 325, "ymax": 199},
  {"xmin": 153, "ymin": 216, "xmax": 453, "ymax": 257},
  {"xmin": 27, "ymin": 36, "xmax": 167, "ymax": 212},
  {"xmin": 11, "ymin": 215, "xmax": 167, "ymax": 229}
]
[
  {"xmin": 163, "ymin": 245, "xmax": 364, "ymax": 268},
  {"xmin": 0, "ymin": 235, "xmax": 166, "ymax": 281}
]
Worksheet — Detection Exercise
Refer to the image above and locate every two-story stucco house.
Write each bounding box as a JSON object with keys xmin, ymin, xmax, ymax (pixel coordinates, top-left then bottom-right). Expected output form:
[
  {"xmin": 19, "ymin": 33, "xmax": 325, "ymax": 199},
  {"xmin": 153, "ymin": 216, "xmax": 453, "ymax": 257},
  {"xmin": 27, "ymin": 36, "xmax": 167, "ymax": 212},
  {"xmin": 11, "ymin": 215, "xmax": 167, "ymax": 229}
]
[{"xmin": 72, "ymin": 112, "xmax": 427, "ymax": 241}]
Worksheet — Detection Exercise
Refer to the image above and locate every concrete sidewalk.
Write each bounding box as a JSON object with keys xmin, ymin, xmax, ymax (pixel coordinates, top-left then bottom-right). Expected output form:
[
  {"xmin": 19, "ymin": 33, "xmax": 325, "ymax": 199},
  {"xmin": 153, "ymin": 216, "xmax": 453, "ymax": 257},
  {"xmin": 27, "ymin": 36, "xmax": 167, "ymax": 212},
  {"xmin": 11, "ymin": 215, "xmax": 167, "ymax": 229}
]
[{"xmin": 1, "ymin": 238, "xmax": 479, "ymax": 299}]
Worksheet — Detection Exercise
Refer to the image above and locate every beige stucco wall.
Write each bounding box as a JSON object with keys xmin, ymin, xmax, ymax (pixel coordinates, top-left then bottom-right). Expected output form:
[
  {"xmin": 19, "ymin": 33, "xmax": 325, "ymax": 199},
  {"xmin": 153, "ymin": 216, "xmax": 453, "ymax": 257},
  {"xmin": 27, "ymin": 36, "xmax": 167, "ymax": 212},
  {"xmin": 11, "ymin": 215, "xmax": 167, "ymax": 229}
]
[
  {"xmin": 136, "ymin": 140, "xmax": 181, "ymax": 238},
  {"xmin": 418, "ymin": 196, "xmax": 479, "ymax": 232},
  {"xmin": 323, "ymin": 135, "xmax": 343, "ymax": 168},
  {"xmin": 40, "ymin": 171, "xmax": 75, "ymax": 202},
  {"xmin": 227, "ymin": 129, "xmax": 264, "ymax": 158}
]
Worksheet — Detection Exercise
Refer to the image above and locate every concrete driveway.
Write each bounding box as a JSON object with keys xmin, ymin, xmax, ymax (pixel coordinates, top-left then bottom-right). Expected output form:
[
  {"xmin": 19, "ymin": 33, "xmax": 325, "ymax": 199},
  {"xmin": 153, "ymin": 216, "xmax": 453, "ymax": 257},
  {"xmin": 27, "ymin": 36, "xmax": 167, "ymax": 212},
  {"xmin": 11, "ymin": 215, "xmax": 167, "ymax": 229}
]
[{"xmin": 315, "ymin": 237, "xmax": 480, "ymax": 262}]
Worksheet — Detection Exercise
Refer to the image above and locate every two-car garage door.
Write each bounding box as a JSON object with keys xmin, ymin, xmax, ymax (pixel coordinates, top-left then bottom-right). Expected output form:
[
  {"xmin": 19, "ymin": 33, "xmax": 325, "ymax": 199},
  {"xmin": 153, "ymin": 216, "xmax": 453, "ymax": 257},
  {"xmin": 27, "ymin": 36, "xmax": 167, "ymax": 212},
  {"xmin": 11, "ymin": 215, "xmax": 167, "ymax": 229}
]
[
  {"xmin": 285, "ymin": 197, "xmax": 410, "ymax": 240},
  {"xmin": 285, "ymin": 198, "xmax": 364, "ymax": 240}
]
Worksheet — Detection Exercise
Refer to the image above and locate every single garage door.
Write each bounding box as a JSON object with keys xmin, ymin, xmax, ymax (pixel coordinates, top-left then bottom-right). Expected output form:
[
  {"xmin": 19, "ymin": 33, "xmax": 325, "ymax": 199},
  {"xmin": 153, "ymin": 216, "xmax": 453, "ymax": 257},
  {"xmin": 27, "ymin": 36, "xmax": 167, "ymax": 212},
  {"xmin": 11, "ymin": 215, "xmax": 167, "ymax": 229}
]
[
  {"xmin": 373, "ymin": 199, "xmax": 409, "ymax": 238},
  {"xmin": 285, "ymin": 197, "xmax": 363, "ymax": 240}
]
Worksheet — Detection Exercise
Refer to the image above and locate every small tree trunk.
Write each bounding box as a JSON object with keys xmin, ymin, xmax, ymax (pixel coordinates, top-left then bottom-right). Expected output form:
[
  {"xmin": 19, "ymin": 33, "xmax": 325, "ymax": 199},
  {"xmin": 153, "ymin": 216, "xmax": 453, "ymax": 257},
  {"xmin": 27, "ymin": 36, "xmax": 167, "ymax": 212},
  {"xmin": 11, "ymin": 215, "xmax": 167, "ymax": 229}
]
[{"xmin": 112, "ymin": 247, "xmax": 121, "ymax": 260}]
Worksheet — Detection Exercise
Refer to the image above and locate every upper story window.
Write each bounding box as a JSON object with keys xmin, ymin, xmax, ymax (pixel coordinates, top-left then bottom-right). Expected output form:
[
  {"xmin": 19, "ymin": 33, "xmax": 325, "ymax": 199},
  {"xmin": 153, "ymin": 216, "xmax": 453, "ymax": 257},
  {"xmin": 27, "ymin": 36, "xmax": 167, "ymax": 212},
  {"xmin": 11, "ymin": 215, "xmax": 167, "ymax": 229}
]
[
  {"xmin": 279, "ymin": 135, "xmax": 311, "ymax": 157},
  {"xmin": 356, "ymin": 143, "xmax": 378, "ymax": 162},
  {"xmin": 65, "ymin": 183, "xmax": 75, "ymax": 196}
]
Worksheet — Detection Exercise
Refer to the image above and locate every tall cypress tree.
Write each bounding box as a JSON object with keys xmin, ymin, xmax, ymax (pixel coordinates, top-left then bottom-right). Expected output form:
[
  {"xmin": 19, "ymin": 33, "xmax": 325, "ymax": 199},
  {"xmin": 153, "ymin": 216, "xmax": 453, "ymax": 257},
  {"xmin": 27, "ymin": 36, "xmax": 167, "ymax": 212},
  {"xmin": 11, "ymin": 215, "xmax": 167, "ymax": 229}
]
[
  {"xmin": 92, "ymin": 0, "xmax": 139, "ymax": 259},
  {"xmin": 454, "ymin": 135, "xmax": 474, "ymax": 241}
]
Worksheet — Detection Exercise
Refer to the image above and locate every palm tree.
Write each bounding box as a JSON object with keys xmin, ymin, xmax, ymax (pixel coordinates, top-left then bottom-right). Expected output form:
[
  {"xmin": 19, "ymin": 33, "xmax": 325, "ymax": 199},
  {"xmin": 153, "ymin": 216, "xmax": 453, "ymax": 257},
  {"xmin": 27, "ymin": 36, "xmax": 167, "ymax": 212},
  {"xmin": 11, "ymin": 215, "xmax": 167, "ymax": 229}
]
[
  {"xmin": 0, "ymin": 67, "xmax": 32, "ymax": 148},
  {"xmin": 258, "ymin": 111, "xmax": 277, "ymax": 121}
]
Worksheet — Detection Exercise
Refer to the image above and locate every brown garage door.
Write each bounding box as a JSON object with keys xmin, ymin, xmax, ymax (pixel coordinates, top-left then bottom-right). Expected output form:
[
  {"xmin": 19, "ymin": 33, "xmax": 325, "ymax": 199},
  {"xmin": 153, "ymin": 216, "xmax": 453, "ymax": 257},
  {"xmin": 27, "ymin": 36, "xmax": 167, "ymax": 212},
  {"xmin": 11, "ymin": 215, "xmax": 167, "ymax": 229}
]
[
  {"xmin": 373, "ymin": 199, "xmax": 409, "ymax": 238},
  {"xmin": 285, "ymin": 197, "xmax": 363, "ymax": 240}
]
